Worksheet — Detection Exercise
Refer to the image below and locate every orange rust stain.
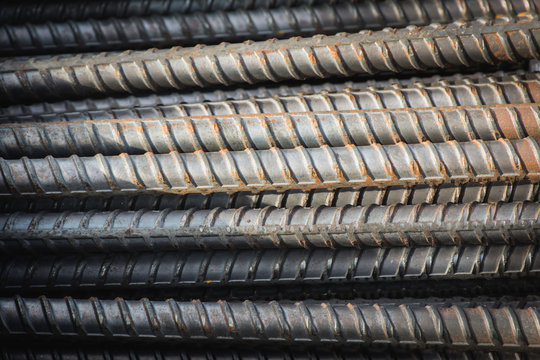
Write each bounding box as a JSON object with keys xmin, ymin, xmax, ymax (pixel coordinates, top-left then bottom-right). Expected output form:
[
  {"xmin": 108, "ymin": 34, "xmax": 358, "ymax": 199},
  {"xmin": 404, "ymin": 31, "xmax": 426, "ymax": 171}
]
[
  {"xmin": 515, "ymin": 139, "xmax": 540, "ymax": 175},
  {"xmin": 327, "ymin": 45, "xmax": 341, "ymax": 61},
  {"xmin": 307, "ymin": 52, "xmax": 317, "ymax": 66},
  {"xmin": 484, "ymin": 33, "xmax": 510, "ymax": 61},
  {"xmin": 492, "ymin": 107, "xmax": 519, "ymax": 139},
  {"xmin": 527, "ymin": 81, "xmax": 540, "ymax": 103}
]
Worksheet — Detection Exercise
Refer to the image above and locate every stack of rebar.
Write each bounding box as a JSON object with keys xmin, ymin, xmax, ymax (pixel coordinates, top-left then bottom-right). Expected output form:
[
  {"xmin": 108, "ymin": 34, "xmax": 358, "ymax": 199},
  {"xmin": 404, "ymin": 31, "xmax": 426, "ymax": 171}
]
[{"xmin": 0, "ymin": 0, "xmax": 540, "ymax": 358}]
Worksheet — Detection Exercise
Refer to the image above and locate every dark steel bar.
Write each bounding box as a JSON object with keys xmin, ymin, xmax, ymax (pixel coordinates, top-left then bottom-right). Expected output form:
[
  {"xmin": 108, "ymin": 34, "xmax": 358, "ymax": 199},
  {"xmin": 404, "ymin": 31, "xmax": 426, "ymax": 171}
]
[
  {"xmin": 2, "ymin": 0, "xmax": 540, "ymax": 55},
  {"xmin": 1, "ymin": 71, "xmax": 529, "ymax": 123},
  {"xmin": 1, "ymin": 14, "xmax": 538, "ymax": 103},
  {"xmin": 2, "ymin": 104, "xmax": 539, "ymax": 158},
  {"xmin": 0, "ymin": 201, "xmax": 538, "ymax": 254},
  {"xmin": 0, "ymin": 246, "xmax": 537, "ymax": 291},
  {"xmin": 0, "ymin": 296, "xmax": 539, "ymax": 351},
  {"xmin": 1, "ymin": 181, "xmax": 537, "ymax": 212},
  {"xmin": 1, "ymin": 138, "xmax": 538, "ymax": 197}
]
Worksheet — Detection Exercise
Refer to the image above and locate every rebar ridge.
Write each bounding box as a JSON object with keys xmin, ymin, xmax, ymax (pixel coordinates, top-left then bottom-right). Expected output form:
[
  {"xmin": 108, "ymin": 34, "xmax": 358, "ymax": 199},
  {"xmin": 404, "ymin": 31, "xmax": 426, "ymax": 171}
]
[
  {"xmin": 0, "ymin": 138, "xmax": 538, "ymax": 197},
  {"xmin": 0, "ymin": 296, "xmax": 539, "ymax": 351},
  {"xmin": 0, "ymin": 0, "xmax": 333, "ymax": 24},
  {"xmin": 2, "ymin": 181, "xmax": 538, "ymax": 212},
  {"xmin": 1, "ymin": 15, "xmax": 539, "ymax": 103},
  {"xmin": 1, "ymin": 71, "xmax": 530, "ymax": 123},
  {"xmin": 3, "ymin": 103, "xmax": 540, "ymax": 158},
  {"xmin": 3, "ymin": 0, "xmax": 540, "ymax": 56},
  {"xmin": 1, "ymin": 245, "xmax": 538, "ymax": 291},
  {"xmin": 0, "ymin": 201, "xmax": 538, "ymax": 253}
]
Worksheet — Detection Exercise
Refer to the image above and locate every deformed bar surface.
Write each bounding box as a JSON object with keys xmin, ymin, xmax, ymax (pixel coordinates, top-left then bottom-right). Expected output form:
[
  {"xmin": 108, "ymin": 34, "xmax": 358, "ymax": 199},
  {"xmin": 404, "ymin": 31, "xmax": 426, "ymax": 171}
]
[{"xmin": 0, "ymin": 201, "xmax": 538, "ymax": 253}]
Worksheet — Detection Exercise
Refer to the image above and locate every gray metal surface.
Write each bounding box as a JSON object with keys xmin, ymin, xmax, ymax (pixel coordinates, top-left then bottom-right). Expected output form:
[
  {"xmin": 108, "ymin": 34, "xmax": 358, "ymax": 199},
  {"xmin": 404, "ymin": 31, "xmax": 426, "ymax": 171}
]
[
  {"xmin": 0, "ymin": 201, "xmax": 538, "ymax": 254},
  {"xmin": 0, "ymin": 71, "xmax": 528, "ymax": 123},
  {"xmin": 3, "ymin": 0, "xmax": 540, "ymax": 55},
  {"xmin": 1, "ymin": 138, "xmax": 538, "ymax": 197},
  {"xmin": 3, "ymin": 103, "xmax": 539, "ymax": 158},
  {"xmin": 1, "ymin": 181, "xmax": 537, "ymax": 212},
  {"xmin": 0, "ymin": 246, "xmax": 537, "ymax": 291},
  {"xmin": 1, "ymin": 15, "xmax": 538, "ymax": 103},
  {"xmin": 0, "ymin": 296, "xmax": 539, "ymax": 351}
]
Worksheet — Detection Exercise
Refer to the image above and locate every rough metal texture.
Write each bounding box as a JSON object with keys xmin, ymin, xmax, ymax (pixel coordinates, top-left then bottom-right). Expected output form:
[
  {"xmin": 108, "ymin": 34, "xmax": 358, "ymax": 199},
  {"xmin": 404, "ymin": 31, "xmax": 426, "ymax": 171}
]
[
  {"xmin": 0, "ymin": 0, "xmax": 333, "ymax": 24},
  {"xmin": 1, "ymin": 15, "xmax": 538, "ymax": 104},
  {"xmin": 0, "ymin": 71, "xmax": 528, "ymax": 123},
  {"xmin": 0, "ymin": 138, "xmax": 538, "ymax": 197},
  {"xmin": 1, "ymin": 180, "xmax": 537, "ymax": 213},
  {"xmin": 0, "ymin": 296, "xmax": 539, "ymax": 351},
  {"xmin": 3, "ymin": 103, "xmax": 539, "ymax": 158},
  {"xmin": 0, "ymin": 201, "xmax": 538, "ymax": 254},
  {"xmin": 2, "ymin": 0, "xmax": 540, "ymax": 55},
  {"xmin": 0, "ymin": 344, "xmax": 533, "ymax": 360},
  {"xmin": 0, "ymin": 246, "xmax": 537, "ymax": 292},
  {"xmin": 0, "ymin": 344, "xmax": 532, "ymax": 360}
]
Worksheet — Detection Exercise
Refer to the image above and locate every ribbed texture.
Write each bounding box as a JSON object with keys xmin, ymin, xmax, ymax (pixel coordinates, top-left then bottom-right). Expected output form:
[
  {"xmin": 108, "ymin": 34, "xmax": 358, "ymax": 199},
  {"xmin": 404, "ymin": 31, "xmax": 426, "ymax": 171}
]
[
  {"xmin": 0, "ymin": 0, "xmax": 332, "ymax": 24},
  {"xmin": 0, "ymin": 345, "xmax": 531, "ymax": 360},
  {"xmin": 0, "ymin": 202, "xmax": 538, "ymax": 253},
  {"xmin": 0, "ymin": 138, "xmax": 538, "ymax": 197},
  {"xmin": 3, "ymin": 104, "xmax": 539, "ymax": 158},
  {"xmin": 1, "ymin": 246, "xmax": 538, "ymax": 291},
  {"xmin": 1, "ymin": 15, "xmax": 538, "ymax": 103},
  {"xmin": 0, "ymin": 296, "xmax": 539, "ymax": 351},
  {"xmin": 0, "ymin": 71, "xmax": 527, "ymax": 123},
  {"xmin": 2, "ymin": 180, "xmax": 538, "ymax": 213},
  {"xmin": 2, "ymin": 0, "xmax": 540, "ymax": 55}
]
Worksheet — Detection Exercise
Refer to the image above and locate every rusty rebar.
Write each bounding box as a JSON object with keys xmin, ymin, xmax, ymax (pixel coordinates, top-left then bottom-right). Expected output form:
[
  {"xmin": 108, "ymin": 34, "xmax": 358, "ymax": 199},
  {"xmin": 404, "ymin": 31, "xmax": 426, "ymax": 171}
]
[
  {"xmin": 0, "ymin": 343, "xmax": 530, "ymax": 360},
  {"xmin": 1, "ymin": 71, "xmax": 528, "ymax": 123},
  {"xmin": 3, "ymin": 0, "xmax": 540, "ymax": 56},
  {"xmin": 1, "ymin": 180, "xmax": 537, "ymax": 213},
  {"xmin": 0, "ymin": 0, "xmax": 333, "ymax": 24},
  {"xmin": 0, "ymin": 201, "xmax": 538, "ymax": 254},
  {"xmin": 1, "ymin": 15, "xmax": 538, "ymax": 104},
  {"xmin": 1, "ymin": 246, "xmax": 537, "ymax": 291},
  {"xmin": 0, "ymin": 296, "xmax": 539, "ymax": 351},
  {"xmin": 0, "ymin": 138, "xmax": 538, "ymax": 197},
  {"xmin": 3, "ymin": 104, "xmax": 539, "ymax": 158}
]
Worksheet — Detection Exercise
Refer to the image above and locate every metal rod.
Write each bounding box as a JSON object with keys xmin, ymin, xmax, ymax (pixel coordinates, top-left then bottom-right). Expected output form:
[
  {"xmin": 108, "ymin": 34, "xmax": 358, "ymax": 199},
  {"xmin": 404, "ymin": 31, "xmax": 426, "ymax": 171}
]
[
  {"xmin": 2, "ymin": 103, "xmax": 539, "ymax": 158},
  {"xmin": 0, "ymin": 246, "xmax": 537, "ymax": 291},
  {"xmin": 0, "ymin": 138, "xmax": 538, "ymax": 197},
  {"xmin": 0, "ymin": 201, "xmax": 538, "ymax": 254},
  {"xmin": 0, "ymin": 296, "xmax": 538, "ymax": 351},
  {"xmin": 1, "ymin": 14, "xmax": 538, "ymax": 103},
  {"xmin": 0, "ymin": 70, "xmax": 528, "ymax": 123},
  {"xmin": 2, "ymin": 0, "xmax": 540, "ymax": 55}
]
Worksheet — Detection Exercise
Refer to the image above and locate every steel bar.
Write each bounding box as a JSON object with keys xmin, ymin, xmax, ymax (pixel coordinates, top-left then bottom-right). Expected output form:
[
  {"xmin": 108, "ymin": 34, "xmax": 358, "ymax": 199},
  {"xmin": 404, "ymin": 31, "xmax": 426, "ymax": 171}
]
[
  {"xmin": 0, "ymin": 246, "xmax": 538, "ymax": 292},
  {"xmin": 1, "ymin": 15, "xmax": 538, "ymax": 103},
  {"xmin": 3, "ymin": 104, "xmax": 540, "ymax": 158},
  {"xmin": 0, "ymin": 296, "xmax": 539, "ymax": 351},
  {"xmin": 0, "ymin": 201, "xmax": 538, "ymax": 254},
  {"xmin": 0, "ymin": 138, "xmax": 538, "ymax": 197},
  {"xmin": 1, "ymin": 71, "xmax": 529, "ymax": 123},
  {"xmin": 0, "ymin": 344, "xmax": 531, "ymax": 360},
  {"xmin": 3, "ymin": 0, "xmax": 540, "ymax": 56},
  {"xmin": 0, "ymin": 0, "xmax": 332, "ymax": 24},
  {"xmin": 1, "ymin": 181, "xmax": 537, "ymax": 212}
]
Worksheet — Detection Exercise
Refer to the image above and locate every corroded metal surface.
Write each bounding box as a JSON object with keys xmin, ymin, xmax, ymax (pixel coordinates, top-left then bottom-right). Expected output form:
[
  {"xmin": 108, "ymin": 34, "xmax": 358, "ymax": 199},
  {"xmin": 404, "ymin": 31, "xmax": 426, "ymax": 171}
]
[
  {"xmin": 0, "ymin": 296, "xmax": 539, "ymax": 351},
  {"xmin": 1, "ymin": 138, "xmax": 538, "ymax": 197},
  {"xmin": 1, "ymin": 14, "xmax": 539, "ymax": 103},
  {"xmin": 2, "ymin": 0, "xmax": 540, "ymax": 55},
  {"xmin": 0, "ymin": 202, "xmax": 538, "ymax": 253},
  {"xmin": 0, "ymin": 246, "xmax": 537, "ymax": 291}
]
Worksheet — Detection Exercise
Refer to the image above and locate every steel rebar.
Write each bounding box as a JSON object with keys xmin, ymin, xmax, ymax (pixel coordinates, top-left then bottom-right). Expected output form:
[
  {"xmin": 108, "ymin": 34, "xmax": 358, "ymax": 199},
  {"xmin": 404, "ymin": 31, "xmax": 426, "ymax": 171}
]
[
  {"xmin": 3, "ymin": 0, "xmax": 540, "ymax": 56},
  {"xmin": 0, "ymin": 201, "xmax": 538, "ymax": 254},
  {"xmin": 0, "ymin": 296, "xmax": 539, "ymax": 351},
  {"xmin": 1, "ymin": 71, "xmax": 528, "ymax": 123},
  {"xmin": 3, "ymin": 104, "xmax": 539, "ymax": 158},
  {"xmin": 1, "ymin": 15, "xmax": 538, "ymax": 104},
  {"xmin": 1, "ymin": 180, "xmax": 538, "ymax": 213},
  {"xmin": 0, "ymin": 246, "xmax": 537, "ymax": 292},
  {"xmin": 0, "ymin": 0, "xmax": 333, "ymax": 24},
  {"xmin": 0, "ymin": 138, "xmax": 538, "ymax": 197},
  {"xmin": 0, "ymin": 344, "xmax": 533, "ymax": 360}
]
